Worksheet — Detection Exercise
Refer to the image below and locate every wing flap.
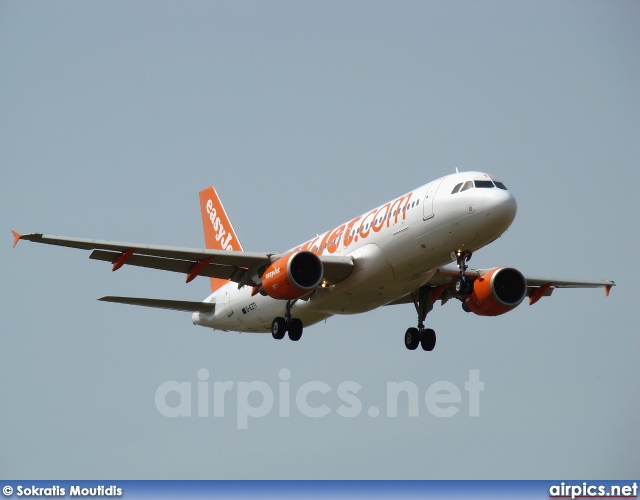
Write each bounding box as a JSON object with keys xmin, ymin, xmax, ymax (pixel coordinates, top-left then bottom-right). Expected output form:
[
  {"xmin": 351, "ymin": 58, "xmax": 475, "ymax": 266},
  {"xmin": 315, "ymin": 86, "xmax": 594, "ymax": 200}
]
[
  {"xmin": 89, "ymin": 250, "xmax": 242, "ymax": 280},
  {"xmin": 98, "ymin": 296, "xmax": 215, "ymax": 312}
]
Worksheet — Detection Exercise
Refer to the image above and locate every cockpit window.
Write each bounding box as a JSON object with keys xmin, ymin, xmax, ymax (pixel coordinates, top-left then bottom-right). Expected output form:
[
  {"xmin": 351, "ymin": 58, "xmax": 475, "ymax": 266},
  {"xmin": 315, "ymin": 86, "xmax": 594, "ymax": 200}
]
[
  {"xmin": 494, "ymin": 181, "xmax": 508, "ymax": 190},
  {"xmin": 474, "ymin": 180, "xmax": 494, "ymax": 188},
  {"xmin": 460, "ymin": 181, "xmax": 473, "ymax": 192},
  {"xmin": 451, "ymin": 183, "xmax": 462, "ymax": 194}
]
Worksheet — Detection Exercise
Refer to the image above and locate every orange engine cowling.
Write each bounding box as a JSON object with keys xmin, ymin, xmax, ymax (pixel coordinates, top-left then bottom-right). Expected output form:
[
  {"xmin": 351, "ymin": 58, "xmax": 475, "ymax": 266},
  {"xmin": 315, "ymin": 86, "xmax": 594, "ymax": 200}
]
[
  {"xmin": 463, "ymin": 267, "xmax": 527, "ymax": 316},
  {"xmin": 260, "ymin": 250, "xmax": 324, "ymax": 300}
]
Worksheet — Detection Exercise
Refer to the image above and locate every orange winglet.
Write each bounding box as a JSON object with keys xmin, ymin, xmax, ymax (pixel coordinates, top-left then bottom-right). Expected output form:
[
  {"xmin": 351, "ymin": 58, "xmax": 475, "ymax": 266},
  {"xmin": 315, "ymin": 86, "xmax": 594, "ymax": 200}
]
[
  {"xmin": 12, "ymin": 230, "xmax": 22, "ymax": 248},
  {"xmin": 186, "ymin": 256, "xmax": 214, "ymax": 284},
  {"xmin": 529, "ymin": 282, "xmax": 553, "ymax": 306},
  {"xmin": 112, "ymin": 249, "xmax": 135, "ymax": 272},
  {"xmin": 604, "ymin": 283, "xmax": 612, "ymax": 297}
]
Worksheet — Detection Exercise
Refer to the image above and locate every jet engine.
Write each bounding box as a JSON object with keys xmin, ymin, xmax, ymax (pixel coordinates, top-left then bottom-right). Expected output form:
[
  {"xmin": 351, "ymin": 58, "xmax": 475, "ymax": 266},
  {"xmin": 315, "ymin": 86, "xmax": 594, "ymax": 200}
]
[
  {"xmin": 463, "ymin": 267, "xmax": 527, "ymax": 316},
  {"xmin": 260, "ymin": 250, "xmax": 324, "ymax": 300}
]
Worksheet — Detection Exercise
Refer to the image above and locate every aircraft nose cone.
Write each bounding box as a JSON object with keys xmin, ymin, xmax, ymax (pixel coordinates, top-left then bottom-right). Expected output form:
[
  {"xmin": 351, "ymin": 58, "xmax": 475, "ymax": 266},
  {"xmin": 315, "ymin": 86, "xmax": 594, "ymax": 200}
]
[
  {"xmin": 484, "ymin": 190, "xmax": 517, "ymax": 228},
  {"xmin": 499, "ymin": 192, "xmax": 517, "ymax": 226}
]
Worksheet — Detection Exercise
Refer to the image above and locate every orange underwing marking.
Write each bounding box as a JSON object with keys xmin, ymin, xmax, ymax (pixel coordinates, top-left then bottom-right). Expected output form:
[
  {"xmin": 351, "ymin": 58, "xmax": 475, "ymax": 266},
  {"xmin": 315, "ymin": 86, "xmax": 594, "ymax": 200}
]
[
  {"xmin": 529, "ymin": 282, "xmax": 553, "ymax": 305},
  {"xmin": 12, "ymin": 230, "xmax": 22, "ymax": 248},
  {"xmin": 111, "ymin": 248, "xmax": 135, "ymax": 272},
  {"xmin": 431, "ymin": 284, "xmax": 450, "ymax": 303},
  {"xmin": 186, "ymin": 256, "xmax": 214, "ymax": 284}
]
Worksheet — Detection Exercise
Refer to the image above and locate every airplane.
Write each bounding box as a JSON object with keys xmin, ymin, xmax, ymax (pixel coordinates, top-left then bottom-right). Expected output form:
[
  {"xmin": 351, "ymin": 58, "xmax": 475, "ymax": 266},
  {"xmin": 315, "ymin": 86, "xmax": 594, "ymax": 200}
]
[{"xmin": 12, "ymin": 171, "xmax": 615, "ymax": 351}]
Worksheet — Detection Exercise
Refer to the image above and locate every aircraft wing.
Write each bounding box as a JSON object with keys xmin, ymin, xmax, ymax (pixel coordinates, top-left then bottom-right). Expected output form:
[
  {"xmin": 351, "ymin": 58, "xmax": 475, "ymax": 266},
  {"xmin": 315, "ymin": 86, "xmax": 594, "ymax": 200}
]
[
  {"xmin": 12, "ymin": 232, "xmax": 353, "ymax": 287},
  {"xmin": 428, "ymin": 266, "xmax": 615, "ymax": 289},
  {"xmin": 387, "ymin": 266, "xmax": 615, "ymax": 306}
]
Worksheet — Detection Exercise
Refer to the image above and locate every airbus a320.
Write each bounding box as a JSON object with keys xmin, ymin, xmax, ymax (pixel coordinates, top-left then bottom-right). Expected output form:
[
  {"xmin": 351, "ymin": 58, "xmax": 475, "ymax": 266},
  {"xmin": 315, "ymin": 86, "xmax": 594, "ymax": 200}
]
[{"xmin": 13, "ymin": 171, "xmax": 614, "ymax": 351}]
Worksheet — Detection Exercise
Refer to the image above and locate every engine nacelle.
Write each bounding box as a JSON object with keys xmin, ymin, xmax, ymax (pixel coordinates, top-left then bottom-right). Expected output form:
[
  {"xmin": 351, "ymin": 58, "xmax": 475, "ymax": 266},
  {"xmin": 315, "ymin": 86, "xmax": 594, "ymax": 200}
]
[
  {"xmin": 463, "ymin": 267, "xmax": 527, "ymax": 316},
  {"xmin": 260, "ymin": 250, "xmax": 324, "ymax": 300}
]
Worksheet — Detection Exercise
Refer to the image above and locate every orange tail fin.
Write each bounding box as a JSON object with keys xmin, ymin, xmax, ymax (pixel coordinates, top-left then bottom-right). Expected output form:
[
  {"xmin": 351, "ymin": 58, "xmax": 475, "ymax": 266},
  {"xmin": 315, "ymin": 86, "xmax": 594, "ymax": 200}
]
[{"xmin": 199, "ymin": 187, "xmax": 244, "ymax": 293}]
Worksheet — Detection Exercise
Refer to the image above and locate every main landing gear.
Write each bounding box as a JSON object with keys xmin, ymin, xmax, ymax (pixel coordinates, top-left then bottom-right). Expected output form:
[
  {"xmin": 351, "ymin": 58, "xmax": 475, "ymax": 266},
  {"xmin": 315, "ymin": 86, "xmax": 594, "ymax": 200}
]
[
  {"xmin": 405, "ymin": 285, "xmax": 437, "ymax": 351},
  {"xmin": 271, "ymin": 300, "xmax": 303, "ymax": 341},
  {"xmin": 454, "ymin": 250, "xmax": 473, "ymax": 295},
  {"xmin": 403, "ymin": 251, "xmax": 474, "ymax": 352}
]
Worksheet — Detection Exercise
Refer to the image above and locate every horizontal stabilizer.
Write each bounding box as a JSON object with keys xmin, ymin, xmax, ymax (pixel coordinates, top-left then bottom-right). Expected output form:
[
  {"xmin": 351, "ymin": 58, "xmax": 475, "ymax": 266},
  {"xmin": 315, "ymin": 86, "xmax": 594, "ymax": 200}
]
[{"xmin": 98, "ymin": 296, "xmax": 215, "ymax": 313}]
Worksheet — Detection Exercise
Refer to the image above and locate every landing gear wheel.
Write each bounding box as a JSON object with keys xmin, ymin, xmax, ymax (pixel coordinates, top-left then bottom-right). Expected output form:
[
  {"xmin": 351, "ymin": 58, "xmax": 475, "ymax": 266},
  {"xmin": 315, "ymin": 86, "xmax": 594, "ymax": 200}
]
[
  {"xmin": 271, "ymin": 317, "xmax": 286, "ymax": 340},
  {"xmin": 455, "ymin": 279, "xmax": 473, "ymax": 295},
  {"xmin": 288, "ymin": 318, "xmax": 303, "ymax": 341},
  {"xmin": 408, "ymin": 285, "xmax": 438, "ymax": 352},
  {"xmin": 404, "ymin": 327, "xmax": 420, "ymax": 350},
  {"xmin": 420, "ymin": 328, "xmax": 436, "ymax": 351}
]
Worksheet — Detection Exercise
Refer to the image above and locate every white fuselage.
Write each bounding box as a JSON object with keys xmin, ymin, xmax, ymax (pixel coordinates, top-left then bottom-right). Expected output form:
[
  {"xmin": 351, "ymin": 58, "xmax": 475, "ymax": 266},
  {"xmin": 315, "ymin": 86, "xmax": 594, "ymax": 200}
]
[{"xmin": 192, "ymin": 171, "xmax": 517, "ymax": 333}]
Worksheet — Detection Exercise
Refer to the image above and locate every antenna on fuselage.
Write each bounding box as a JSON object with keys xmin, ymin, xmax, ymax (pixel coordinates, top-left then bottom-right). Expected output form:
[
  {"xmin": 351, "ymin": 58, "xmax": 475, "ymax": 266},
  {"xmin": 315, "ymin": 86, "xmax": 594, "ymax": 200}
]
[{"xmin": 455, "ymin": 167, "xmax": 459, "ymax": 173}]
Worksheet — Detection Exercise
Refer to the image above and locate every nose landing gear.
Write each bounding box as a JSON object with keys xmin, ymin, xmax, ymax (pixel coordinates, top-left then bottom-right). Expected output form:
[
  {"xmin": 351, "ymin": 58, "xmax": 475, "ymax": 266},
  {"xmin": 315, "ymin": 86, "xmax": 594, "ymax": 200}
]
[{"xmin": 454, "ymin": 250, "xmax": 473, "ymax": 295}]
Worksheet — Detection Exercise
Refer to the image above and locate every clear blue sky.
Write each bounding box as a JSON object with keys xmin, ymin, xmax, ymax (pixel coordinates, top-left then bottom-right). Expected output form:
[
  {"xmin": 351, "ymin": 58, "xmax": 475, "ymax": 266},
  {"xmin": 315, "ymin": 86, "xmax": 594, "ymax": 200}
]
[{"xmin": 1, "ymin": 0, "xmax": 638, "ymax": 479}]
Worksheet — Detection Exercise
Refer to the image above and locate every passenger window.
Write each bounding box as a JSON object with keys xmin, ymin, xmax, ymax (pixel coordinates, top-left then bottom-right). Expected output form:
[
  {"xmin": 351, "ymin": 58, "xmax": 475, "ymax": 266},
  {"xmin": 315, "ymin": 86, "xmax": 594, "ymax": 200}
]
[
  {"xmin": 474, "ymin": 180, "xmax": 494, "ymax": 188},
  {"xmin": 460, "ymin": 181, "xmax": 473, "ymax": 192},
  {"xmin": 451, "ymin": 183, "xmax": 462, "ymax": 194}
]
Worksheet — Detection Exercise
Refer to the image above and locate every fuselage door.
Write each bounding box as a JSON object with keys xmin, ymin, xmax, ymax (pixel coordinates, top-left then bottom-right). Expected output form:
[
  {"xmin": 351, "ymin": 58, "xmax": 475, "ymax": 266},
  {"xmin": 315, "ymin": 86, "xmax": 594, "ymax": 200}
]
[{"xmin": 423, "ymin": 178, "xmax": 443, "ymax": 220}]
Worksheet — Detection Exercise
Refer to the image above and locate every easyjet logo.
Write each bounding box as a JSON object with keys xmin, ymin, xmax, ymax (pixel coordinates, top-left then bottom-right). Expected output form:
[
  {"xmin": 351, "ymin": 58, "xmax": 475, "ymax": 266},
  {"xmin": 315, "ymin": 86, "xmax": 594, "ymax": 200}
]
[
  {"xmin": 294, "ymin": 192, "xmax": 414, "ymax": 255},
  {"xmin": 206, "ymin": 199, "xmax": 234, "ymax": 251},
  {"xmin": 265, "ymin": 267, "xmax": 280, "ymax": 280}
]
